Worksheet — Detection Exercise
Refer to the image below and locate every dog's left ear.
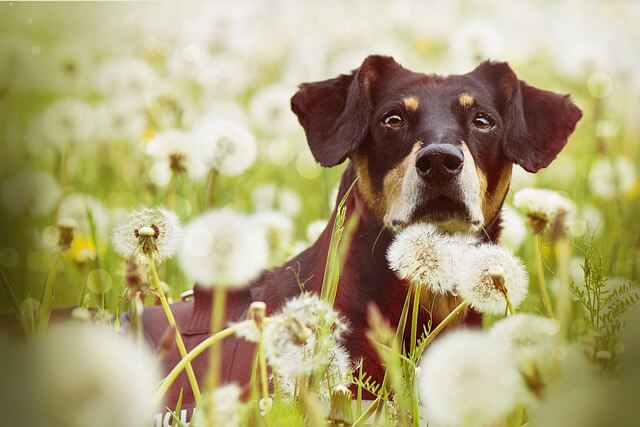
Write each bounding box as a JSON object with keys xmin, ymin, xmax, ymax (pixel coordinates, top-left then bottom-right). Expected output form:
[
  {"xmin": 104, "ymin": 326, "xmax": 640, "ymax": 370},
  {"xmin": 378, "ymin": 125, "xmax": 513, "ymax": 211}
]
[
  {"xmin": 291, "ymin": 55, "xmax": 404, "ymax": 167},
  {"xmin": 471, "ymin": 61, "xmax": 582, "ymax": 172}
]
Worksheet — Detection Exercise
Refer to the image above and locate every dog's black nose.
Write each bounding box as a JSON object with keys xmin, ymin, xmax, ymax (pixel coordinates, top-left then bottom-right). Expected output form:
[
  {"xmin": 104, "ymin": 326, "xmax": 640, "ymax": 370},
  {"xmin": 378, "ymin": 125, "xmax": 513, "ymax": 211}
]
[{"xmin": 415, "ymin": 144, "xmax": 464, "ymax": 182}]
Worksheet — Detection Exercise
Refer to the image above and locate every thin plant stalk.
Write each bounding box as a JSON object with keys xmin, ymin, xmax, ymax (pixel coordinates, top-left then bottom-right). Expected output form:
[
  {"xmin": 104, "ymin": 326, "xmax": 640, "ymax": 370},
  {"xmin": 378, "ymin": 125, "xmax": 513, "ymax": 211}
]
[
  {"xmin": 258, "ymin": 329, "xmax": 269, "ymax": 400},
  {"xmin": 37, "ymin": 250, "xmax": 62, "ymax": 332},
  {"xmin": 534, "ymin": 235, "xmax": 555, "ymax": 318},
  {"xmin": 148, "ymin": 259, "xmax": 201, "ymax": 402},
  {"xmin": 410, "ymin": 284, "xmax": 422, "ymax": 355},
  {"xmin": 207, "ymin": 286, "xmax": 227, "ymax": 390},
  {"xmin": 205, "ymin": 169, "xmax": 219, "ymax": 210},
  {"xmin": 555, "ymin": 237, "xmax": 572, "ymax": 340},
  {"xmin": 416, "ymin": 299, "xmax": 470, "ymax": 358},
  {"xmin": 353, "ymin": 288, "xmax": 412, "ymax": 427},
  {"xmin": 155, "ymin": 325, "xmax": 238, "ymax": 404}
]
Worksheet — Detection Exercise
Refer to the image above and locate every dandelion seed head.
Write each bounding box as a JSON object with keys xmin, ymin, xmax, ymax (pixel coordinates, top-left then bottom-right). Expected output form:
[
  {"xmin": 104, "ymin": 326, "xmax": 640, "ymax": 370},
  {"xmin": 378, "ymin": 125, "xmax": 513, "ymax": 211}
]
[
  {"xmin": 34, "ymin": 322, "xmax": 160, "ymax": 427},
  {"xmin": 191, "ymin": 384, "xmax": 243, "ymax": 427},
  {"xmin": 145, "ymin": 129, "xmax": 207, "ymax": 181},
  {"xmin": 252, "ymin": 210, "xmax": 293, "ymax": 254},
  {"xmin": 249, "ymin": 84, "xmax": 298, "ymax": 134},
  {"xmin": 196, "ymin": 119, "xmax": 257, "ymax": 176},
  {"xmin": 95, "ymin": 57, "xmax": 158, "ymax": 98},
  {"xmin": 418, "ymin": 329, "xmax": 526, "ymax": 426},
  {"xmin": 40, "ymin": 97, "xmax": 95, "ymax": 148},
  {"xmin": 1, "ymin": 170, "xmax": 61, "ymax": 218},
  {"xmin": 179, "ymin": 209, "xmax": 268, "ymax": 288},
  {"xmin": 57, "ymin": 193, "xmax": 110, "ymax": 239},
  {"xmin": 588, "ymin": 157, "xmax": 637, "ymax": 200},
  {"xmin": 513, "ymin": 188, "xmax": 574, "ymax": 234},
  {"xmin": 263, "ymin": 293, "xmax": 351, "ymax": 390},
  {"xmin": 112, "ymin": 206, "xmax": 181, "ymax": 262},
  {"xmin": 499, "ymin": 206, "xmax": 528, "ymax": 250},
  {"xmin": 387, "ymin": 223, "xmax": 477, "ymax": 294},
  {"xmin": 490, "ymin": 314, "xmax": 560, "ymax": 374},
  {"xmin": 306, "ymin": 219, "xmax": 327, "ymax": 242},
  {"xmin": 457, "ymin": 244, "xmax": 529, "ymax": 314}
]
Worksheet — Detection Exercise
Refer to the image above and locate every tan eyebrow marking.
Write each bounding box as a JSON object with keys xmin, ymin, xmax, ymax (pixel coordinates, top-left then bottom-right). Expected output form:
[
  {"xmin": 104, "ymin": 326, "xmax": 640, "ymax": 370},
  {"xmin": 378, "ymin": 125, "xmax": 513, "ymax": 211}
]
[
  {"xmin": 402, "ymin": 96, "xmax": 419, "ymax": 112},
  {"xmin": 459, "ymin": 93, "xmax": 475, "ymax": 108}
]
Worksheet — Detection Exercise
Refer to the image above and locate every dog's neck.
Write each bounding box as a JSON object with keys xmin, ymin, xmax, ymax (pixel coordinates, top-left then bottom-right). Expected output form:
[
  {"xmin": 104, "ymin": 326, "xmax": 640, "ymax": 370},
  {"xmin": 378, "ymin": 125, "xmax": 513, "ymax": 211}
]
[{"xmin": 256, "ymin": 163, "xmax": 501, "ymax": 381}]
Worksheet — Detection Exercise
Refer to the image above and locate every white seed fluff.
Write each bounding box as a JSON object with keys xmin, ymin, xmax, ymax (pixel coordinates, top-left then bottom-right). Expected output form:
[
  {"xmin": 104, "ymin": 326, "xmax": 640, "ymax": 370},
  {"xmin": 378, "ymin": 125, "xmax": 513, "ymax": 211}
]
[
  {"xmin": 263, "ymin": 293, "xmax": 350, "ymax": 387},
  {"xmin": 112, "ymin": 206, "xmax": 182, "ymax": 261},
  {"xmin": 1, "ymin": 170, "xmax": 61, "ymax": 218},
  {"xmin": 387, "ymin": 222, "xmax": 477, "ymax": 294},
  {"xmin": 145, "ymin": 129, "xmax": 207, "ymax": 181},
  {"xmin": 457, "ymin": 244, "xmax": 529, "ymax": 315},
  {"xmin": 513, "ymin": 188, "xmax": 574, "ymax": 230},
  {"xmin": 196, "ymin": 119, "xmax": 257, "ymax": 176},
  {"xmin": 418, "ymin": 330, "xmax": 526, "ymax": 427},
  {"xmin": 34, "ymin": 322, "xmax": 160, "ymax": 427},
  {"xmin": 490, "ymin": 313, "xmax": 560, "ymax": 373},
  {"xmin": 179, "ymin": 209, "xmax": 268, "ymax": 288}
]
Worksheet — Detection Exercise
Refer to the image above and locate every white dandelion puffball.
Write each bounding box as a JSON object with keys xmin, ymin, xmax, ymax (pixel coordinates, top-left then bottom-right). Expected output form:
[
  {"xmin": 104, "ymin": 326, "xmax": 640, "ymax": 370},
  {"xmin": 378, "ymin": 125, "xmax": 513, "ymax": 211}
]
[
  {"xmin": 57, "ymin": 193, "xmax": 110, "ymax": 238},
  {"xmin": 34, "ymin": 322, "xmax": 160, "ymax": 427},
  {"xmin": 93, "ymin": 98, "xmax": 146, "ymax": 144},
  {"xmin": 252, "ymin": 210, "xmax": 293, "ymax": 252},
  {"xmin": 457, "ymin": 244, "xmax": 529, "ymax": 315},
  {"xmin": 513, "ymin": 188, "xmax": 574, "ymax": 231},
  {"xmin": 249, "ymin": 84, "xmax": 298, "ymax": 134},
  {"xmin": 94, "ymin": 57, "xmax": 158, "ymax": 98},
  {"xmin": 46, "ymin": 40, "xmax": 93, "ymax": 94},
  {"xmin": 499, "ymin": 206, "xmax": 528, "ymax": 251},
  {"xmin": 262, "ymin": 293, "xmax": 350, "ymax": 384},
  {"xmin": 191, "ymin": 384, "xmax": 243, "ymax": 427},
  {"xmin": 195, "ymin": 119, "xmax": 257, "ymax": 176},
  {"xmin": 112, "ymin": 207, "xmax": 182, "ymax": 261},
  {"xmin": 1, "ymin": 170, "xmax": 61, "ymax": 217},
  {"xmin": 418, "ymin": 330, "xmax": 526, "ymax": 427},
  {"xmin": 145, "ymin": 129, "xmax": 207, "ymax": 181},
  {"xmin": 306, "ymin": 219, "xmax": 327, "ymax": 242},
  {"xmin": 274, "ymin": 343, "xmax": 353, "ymax": 400},
  {"xmin": 40, "ymin": 97, "xmax": 95, "ymax": 149},
  {"xmin": 179, "ymin": 209, "xmax": 269, "ymax": 288},
  {"xmin": 588, "ymin": 157, "xmax": 637, "ymax": 200},
  {"xmin": 387, "ymin": 223, "xmax": 477, "ymax": 294},
  {"xmin": 490, "ymin": 313, "xmax": 560, "ymax": 374}
]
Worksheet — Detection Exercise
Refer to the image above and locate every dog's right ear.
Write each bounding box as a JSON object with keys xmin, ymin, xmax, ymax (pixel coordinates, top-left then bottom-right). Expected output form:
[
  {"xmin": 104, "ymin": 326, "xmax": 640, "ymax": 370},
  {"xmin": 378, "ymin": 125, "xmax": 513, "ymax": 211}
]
[{"xmin": 291, "ymin": 55, "xmax": 403, "ymax": 167}]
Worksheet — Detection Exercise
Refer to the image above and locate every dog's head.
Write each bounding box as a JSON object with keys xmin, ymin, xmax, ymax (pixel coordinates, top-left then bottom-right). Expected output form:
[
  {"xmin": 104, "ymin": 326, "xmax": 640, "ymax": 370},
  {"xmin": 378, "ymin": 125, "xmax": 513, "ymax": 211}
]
[{"xmin": 291, "ymin": 56, "xmax": 582, "ymax": 234}]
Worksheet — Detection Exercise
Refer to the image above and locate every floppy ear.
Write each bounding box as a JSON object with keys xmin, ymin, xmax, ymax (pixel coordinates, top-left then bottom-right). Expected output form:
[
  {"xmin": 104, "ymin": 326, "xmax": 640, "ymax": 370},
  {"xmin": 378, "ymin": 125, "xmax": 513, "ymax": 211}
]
[
  {"xmin": 291, "ymin": 55, "xmax": 404, "ymax": 167},
  {"xmin": 471, "ymin": 61, "xmax": 583, "ymax": 172}
]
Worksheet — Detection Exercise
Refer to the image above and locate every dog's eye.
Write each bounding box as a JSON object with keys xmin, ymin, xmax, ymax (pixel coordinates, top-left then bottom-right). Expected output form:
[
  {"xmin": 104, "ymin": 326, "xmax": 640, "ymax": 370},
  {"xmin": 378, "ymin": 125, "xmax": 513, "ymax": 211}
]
[
  {"xmin": 472, "ymin": 113, "xmax": 494, "ymax": 130},
  {"xmin": 381, "ymin": 112, "xmax": 404, "ymax": 129}
]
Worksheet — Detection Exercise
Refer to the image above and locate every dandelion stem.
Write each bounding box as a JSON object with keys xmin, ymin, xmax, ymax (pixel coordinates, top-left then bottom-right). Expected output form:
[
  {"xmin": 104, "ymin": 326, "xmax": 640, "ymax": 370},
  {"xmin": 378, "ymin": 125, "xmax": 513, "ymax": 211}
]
[
  {"xmin": 410, "ymin": 283, "xmax": 421, "ymax": 355},
  {"xmin": 154, "ymin": 325, "xmax": 238, "ymax": 404},
  {"xmin": 554, "ymin": 237, "xmax": 572, "ymax": 340},
  {"xmin": 534, "ymin": 235, "xmax": 555, "ymax": 318},
  {"xmin": 205, "ymin": 169, "xmax": 219, "ymax": 210},
  {"xmin": 148, "ymin": 259, "xmax": 201, "ymax": 402},
  {"xmin": 207, "ymin": 286, "xmax": 227, "ymax": 391},
  {"xmin": 353, "ymin": 288, "xmax": 412, "ymax": 427},
  {"xmin": 419, "ymin": 299, "xmax": 469, "ymax": 355},
  {"xmin": 37, "ymin": 250, "xmax": 62, "ymax": 332},
  {"xmin": 258, "ymin": 330, "xmax": 269, "ymax": 400}
]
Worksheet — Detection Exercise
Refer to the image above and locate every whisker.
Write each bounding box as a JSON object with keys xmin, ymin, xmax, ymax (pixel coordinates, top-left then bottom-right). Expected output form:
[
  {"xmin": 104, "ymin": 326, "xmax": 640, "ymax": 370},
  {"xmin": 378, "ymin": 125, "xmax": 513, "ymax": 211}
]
[{"xmin": 371, "ymin": 225, "xmax": 386, "ymax": 258}]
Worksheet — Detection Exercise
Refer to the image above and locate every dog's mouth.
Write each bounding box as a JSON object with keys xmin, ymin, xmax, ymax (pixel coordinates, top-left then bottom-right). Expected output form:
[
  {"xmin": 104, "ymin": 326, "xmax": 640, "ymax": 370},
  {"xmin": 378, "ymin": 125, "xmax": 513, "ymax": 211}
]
[
  {"xmin": 390, "ymin": 195, "xmax": 481, "ymax": 234},
  {"xmin": 414, "ymin": 195, "xmax": 469, "ymax": 222}
]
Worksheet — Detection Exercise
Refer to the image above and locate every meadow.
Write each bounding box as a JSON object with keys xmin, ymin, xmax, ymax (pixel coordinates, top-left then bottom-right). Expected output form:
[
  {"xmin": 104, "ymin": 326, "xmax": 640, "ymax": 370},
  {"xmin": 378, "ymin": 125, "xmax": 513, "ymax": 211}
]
[{"xmin": 1, "ymin": 1, "xmax": 639, "ymax": 426}]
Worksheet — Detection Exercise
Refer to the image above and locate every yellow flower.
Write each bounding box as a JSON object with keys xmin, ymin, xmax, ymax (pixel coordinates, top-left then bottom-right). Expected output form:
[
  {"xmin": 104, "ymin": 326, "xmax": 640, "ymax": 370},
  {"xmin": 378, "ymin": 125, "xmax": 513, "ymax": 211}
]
[{"xmin": 68, "ymin": 234, "xmax": 96, "ymax": 265}]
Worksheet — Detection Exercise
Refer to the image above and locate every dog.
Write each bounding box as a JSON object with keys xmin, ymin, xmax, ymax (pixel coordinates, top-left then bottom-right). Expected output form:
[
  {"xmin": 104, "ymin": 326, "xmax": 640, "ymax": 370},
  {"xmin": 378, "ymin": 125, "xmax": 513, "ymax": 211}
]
[{"xmin": 128, "ymin": 55, "xmax": 582, "ymax": 421}]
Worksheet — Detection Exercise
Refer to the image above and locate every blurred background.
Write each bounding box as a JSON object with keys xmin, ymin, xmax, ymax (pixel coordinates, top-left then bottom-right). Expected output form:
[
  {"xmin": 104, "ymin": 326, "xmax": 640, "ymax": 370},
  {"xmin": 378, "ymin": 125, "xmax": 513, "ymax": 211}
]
[{"xmin": 0, "ymin": 0, "xmax": 638, "ymax": 324}]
